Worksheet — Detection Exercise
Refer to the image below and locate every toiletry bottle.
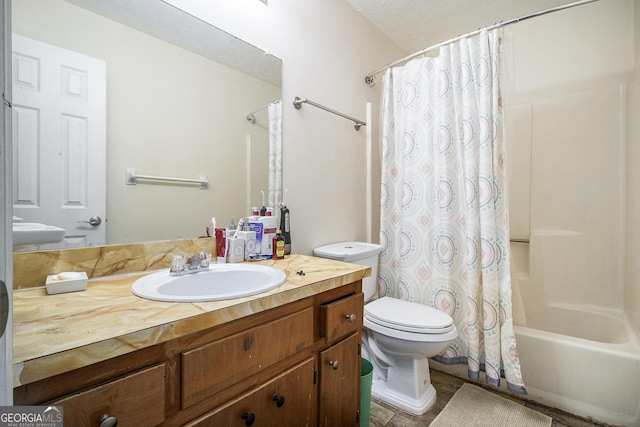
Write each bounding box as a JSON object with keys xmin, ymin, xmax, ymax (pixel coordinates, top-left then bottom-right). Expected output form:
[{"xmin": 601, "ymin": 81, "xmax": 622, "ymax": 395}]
[
  {"xmin": 236, "ymin": 227, "xmax": 257, "ymax": 261},
  {"xmin": 280, "ymin": 204, "xmax": 291, "ymax": 255},
  {"xmin": 260, "ymin": 213, "xmax": 278, "ymax": 256},
  {"xmin": 260, "ymin": 191, "xmax": 267, "ymax": 216},
  {"xmin": 215, "ymin": 228, "xmax": 227, "ymax": 263},
  {"xmin": 273, "ymin": 230, "xmax": 285, "ymax": 260}
]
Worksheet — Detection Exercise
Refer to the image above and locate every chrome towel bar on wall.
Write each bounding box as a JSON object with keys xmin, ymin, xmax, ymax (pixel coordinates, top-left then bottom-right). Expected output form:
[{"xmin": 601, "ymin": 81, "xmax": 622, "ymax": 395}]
[
  {"xmin": 125, "ymin": 168, "xmax": 208, "ymax": 189},
  {"xmin": 293, "ymin": 96, "xmax": 366, "ymax": 131}
]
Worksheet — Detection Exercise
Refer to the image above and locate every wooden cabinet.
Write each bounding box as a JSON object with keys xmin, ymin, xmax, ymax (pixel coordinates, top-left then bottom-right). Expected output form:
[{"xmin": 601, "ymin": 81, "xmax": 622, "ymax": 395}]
[
  {"xmin": 319, "ymin": 333, "xmax": 361, "ymax": 427},
  {"xmin": 54, "ymin": 364, "xmax": 166, "ymax": 426},
  {"xmin": 322, "ymin": 292, "xmax": 364, "ymax": 342},
  {"xmin": 14, "ymin": 282, "xmax": 364, "ymax": 427},
  {"xmin": 186, "ymin": 358, "xmax": 316, "ymax": 426},
  {"xmin": 181, "ymin": 308, "xmax": 314, "ymax": 408},
  {"xmin": 317, "ymin": 292, "xmax": 364, "ymax": 427}
]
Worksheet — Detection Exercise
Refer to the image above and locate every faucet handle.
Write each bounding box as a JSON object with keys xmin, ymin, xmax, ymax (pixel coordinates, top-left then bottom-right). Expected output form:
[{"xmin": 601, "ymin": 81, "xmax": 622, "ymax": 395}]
[
  {"xmin": 171, "ymin": 254, "xmax": 186, "ymax": 272},
  {"xmin": 200, "ymin": 251, "xmax": 211, "ymax": 267}
]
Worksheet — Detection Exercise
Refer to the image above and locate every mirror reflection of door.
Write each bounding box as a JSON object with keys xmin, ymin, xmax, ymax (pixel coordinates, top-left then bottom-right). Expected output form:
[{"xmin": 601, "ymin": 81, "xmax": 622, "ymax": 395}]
[{"xmin": 12, "ymin": 34, "xmax": 106, "ymax": 249}]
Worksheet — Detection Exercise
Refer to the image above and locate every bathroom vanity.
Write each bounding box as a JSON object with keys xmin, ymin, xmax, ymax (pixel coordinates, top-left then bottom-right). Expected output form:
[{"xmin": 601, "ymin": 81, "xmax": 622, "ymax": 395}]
[{"xmin": 12, "ymin": 254, "xmax": 369, "ymax": 426}]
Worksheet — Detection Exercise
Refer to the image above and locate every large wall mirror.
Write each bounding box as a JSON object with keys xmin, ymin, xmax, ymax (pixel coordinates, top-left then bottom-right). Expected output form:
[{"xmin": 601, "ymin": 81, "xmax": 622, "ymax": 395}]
[{"xmin": 11, "ymin": 0, "xmax": 282, "ymax": 251}]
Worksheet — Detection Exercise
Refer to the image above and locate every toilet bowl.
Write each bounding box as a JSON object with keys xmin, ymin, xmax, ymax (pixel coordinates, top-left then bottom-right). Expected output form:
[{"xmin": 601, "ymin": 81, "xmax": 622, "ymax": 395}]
[
  {"xmin": 363, "ymin": 296, "xmax": 457, "ymax": 414},
  {"xmin": 313, "ymin": 242, "xmax": 458, "ymax": 416}
]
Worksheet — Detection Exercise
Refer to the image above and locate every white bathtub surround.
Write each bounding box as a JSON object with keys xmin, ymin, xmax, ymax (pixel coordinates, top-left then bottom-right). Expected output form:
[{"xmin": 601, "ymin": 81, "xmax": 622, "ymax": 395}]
[{"xmin": 379, "ymin": 28, "xmax": 525, "ymax": 394}]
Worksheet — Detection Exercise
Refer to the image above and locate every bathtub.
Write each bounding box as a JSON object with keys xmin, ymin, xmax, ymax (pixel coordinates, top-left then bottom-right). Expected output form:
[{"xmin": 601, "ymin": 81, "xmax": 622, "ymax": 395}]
[{"xmin": 513, "ymin": 304, "xmax": 640, "ymax": 426}]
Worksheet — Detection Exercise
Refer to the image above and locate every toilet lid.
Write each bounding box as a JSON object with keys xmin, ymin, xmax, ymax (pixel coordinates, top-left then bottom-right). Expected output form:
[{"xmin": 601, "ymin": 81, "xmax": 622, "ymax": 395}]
[{"xmin": 365, "ymin": 297, "xmax": 455, "ymax": 333}]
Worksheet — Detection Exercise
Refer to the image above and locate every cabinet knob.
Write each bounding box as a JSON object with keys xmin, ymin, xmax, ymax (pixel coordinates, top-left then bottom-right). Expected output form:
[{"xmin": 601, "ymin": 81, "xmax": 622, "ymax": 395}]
[
  {"xmin": 99, "ymin": 414, "xmax": 117, "ymax": 427},
  {"xmin": 345, "ymin": 313, "xmax": 357, "ymax": 323},
  {"xmin": 329, "ymin": 360, "xmax": 339, "ymax": 370},
  {"xmin": 273, "ymin": 393, "xmax": 286, "ymax": 407},
  {"xmin": 242, "ymin": 412, "xmax": 256, "ymax": 426}
]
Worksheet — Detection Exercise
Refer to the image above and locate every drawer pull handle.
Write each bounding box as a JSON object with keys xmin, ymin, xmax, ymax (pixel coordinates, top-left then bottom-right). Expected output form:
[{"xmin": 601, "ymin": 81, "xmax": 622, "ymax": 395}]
[
  {"xmin": 99, "ymin": 414, "xmax": 118, "ymax": 427},
  {"xmin": 329, "ymin": 360, "xmax": 339, "ymax": 370},
  {"xmin": 346, "ymin": 313, "xmax": 357, "ymax": 323},
  {"xmin": 242, "ymin": 412, "xmax": 256, "ymax": 426},
  {"xmin": 273, "ymin": 394, "xmax": 286, "ymax": 407}
]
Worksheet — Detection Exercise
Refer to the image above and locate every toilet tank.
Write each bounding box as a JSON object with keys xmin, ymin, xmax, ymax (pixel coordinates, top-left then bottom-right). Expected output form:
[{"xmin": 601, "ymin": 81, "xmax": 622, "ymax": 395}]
[{"xmin": 313, "ymin": 242, "xmax": 381, "ymax": 302}]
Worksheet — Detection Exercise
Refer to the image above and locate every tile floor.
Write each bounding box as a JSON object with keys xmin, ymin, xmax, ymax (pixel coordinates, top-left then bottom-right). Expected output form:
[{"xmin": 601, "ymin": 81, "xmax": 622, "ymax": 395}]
[{"xmin": 367, "ymin": 369, "xmax": 613, "ymax": 427}]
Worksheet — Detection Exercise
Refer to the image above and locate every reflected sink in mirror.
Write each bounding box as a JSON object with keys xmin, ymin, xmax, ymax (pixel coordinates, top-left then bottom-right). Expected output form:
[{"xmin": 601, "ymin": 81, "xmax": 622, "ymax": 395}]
[
  {"xmin": 131, "ymin": 264, "xmax": 287, "ymax": 302},
  {"xmin": 13, "ymin": 223, "xmax": 66, "ymax": 249}
]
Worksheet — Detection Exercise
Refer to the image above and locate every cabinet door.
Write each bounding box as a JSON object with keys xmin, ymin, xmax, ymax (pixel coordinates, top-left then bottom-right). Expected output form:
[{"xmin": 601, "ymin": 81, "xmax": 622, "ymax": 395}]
[
  {"xmin": 186, "ymin": 358, "xmax": 316, "ymax": 427},
  {"xmin": 54, "ymin": 364, "xmax": 165, "ymax": 427},
  {"xmin": 318, "ymin": 333, "xmax": 360, "ymax": 427}
]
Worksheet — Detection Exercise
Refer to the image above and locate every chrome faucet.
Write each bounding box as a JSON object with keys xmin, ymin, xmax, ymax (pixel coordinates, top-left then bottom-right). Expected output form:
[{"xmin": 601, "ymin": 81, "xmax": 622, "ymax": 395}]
[{"xmin": 170, "ymin": 251, "xmax": 211, "ymax": 276}]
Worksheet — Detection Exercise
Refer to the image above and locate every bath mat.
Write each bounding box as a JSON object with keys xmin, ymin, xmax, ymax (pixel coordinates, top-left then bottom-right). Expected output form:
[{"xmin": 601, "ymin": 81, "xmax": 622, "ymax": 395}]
[{"xmin": 429, "ymin": 383, "xmax": 552, "ymax": 427}]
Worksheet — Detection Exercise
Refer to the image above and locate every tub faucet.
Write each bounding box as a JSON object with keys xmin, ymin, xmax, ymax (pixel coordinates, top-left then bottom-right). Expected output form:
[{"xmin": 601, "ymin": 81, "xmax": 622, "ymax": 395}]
[{"xmin": 170, "ymin": 251, "xmax": 211, "ymax": 276}]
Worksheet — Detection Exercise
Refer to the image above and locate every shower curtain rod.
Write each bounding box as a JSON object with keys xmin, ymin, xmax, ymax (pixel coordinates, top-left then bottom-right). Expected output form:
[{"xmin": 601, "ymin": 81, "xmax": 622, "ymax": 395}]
[
  {"xmin": 364, "ymin": 0, "xmax": 599, "ymax": 85},
  {"xmin": 246, "ymin": 99, "xmax": 281, "ymax": 124},
  {"xmin": 293, "ymin": 96, "xmax": 366, "ymax": 131}
]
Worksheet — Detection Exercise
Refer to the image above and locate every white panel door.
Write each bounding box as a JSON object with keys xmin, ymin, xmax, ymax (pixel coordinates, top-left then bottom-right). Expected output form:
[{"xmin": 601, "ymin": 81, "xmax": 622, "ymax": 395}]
[{"xmin": 12, "ymin": 34, "xmax": 106, "ymax": 248}]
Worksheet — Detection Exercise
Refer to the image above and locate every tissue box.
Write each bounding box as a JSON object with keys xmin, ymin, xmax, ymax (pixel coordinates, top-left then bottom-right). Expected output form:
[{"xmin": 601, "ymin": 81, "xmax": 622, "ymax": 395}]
[{"xmin": 45, "ymin": 272, "xmax": 88, "ymax": 295}]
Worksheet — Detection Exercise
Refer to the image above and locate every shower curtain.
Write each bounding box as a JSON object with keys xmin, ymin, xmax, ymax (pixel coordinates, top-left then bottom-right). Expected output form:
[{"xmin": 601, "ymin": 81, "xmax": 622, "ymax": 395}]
[
  {"xmin": 378, "ymin": 29, "xmax": 525, "ymax": 394},
  {"xmin": 268, "ymin": 100, "xmax": 283, "ymax": 207}
]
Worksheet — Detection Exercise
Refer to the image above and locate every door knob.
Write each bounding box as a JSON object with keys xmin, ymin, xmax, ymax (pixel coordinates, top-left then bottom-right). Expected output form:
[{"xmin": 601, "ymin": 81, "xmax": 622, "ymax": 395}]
[
  {"xmin": 79, "ymin": 216, "xmax": 102, "ymax": 226},
  {"xmin": 329, "ymin": 360, "xmax": 339, "ymax": 370}
]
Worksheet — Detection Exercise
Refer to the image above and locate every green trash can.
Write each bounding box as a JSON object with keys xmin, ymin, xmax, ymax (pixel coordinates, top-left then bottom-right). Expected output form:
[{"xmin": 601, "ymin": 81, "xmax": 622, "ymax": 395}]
[{"xmin": 361, "ymin": 358, "xmax": 374, "ymax": 427}]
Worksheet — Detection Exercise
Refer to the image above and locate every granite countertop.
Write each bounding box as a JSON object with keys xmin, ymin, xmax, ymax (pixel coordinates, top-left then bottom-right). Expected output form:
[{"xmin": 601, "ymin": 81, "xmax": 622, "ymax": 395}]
[{"xmin": 12, "ymin": 254, "xmax": 370, "ymax": 387}]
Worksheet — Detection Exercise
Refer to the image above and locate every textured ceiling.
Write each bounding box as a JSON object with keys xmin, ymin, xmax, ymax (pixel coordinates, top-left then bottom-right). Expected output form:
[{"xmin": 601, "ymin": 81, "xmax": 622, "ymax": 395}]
[{"xmin": 345, "ymin": 0, "xmax": 582, "ymax": 53}]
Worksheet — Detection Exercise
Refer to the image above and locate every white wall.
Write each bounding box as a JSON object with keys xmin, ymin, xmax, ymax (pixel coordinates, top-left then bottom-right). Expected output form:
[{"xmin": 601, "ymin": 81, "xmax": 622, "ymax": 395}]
[{"xmin": 167, "ymin": 0, "xmax": 405, "ymax": 254}]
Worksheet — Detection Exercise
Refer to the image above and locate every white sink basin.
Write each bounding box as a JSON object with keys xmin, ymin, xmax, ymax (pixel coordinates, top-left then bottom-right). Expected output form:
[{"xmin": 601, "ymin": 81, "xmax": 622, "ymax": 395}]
[
  {"xmin": 13, "ymin": 223, "xmax": 65, "ymax": 249},
  {"xmin": 131, "ymin": 264, "xmax": 287, "ymax": 302}
]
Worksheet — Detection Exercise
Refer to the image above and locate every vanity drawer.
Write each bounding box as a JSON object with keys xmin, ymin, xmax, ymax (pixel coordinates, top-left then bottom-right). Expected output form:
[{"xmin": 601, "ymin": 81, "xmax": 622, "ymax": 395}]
[
  {"xmin": 185, "ymin": 358, "xmax": 315, "ymax": 426},
  {"xmin": 54, "ymin": 363, "xmax": 165, "ymax": 427},
  {"xmin": 182, "ymin": 307, "xmax": 314, "ymax": 408},
  {"xmin": 321, "ymin": 293, "xmax": 364, "ymax": 343}
]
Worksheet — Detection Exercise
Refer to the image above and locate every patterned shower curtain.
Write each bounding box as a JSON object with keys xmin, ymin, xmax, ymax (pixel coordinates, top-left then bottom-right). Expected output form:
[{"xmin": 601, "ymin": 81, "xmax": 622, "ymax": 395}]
[
  {"xmin": 378, "ymin": 29, "xmax": 526, "ymax": 394},
  {"xmin": 267, "ymin": 100, "xmax": 283, "ymax": 207}
]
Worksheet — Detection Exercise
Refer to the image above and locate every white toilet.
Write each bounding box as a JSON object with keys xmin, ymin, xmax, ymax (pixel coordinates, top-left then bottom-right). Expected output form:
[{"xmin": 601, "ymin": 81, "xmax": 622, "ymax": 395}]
[{"xmin": 313, "ymin": 242, "xmax": 458, "ymax": 415}]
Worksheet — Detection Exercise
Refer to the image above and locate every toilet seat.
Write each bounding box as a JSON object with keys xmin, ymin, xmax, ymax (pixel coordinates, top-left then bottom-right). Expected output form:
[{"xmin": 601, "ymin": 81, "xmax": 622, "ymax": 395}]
[{"xmin": 365, "ymin": 297, "xmax": 455, "ymax": 334}]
